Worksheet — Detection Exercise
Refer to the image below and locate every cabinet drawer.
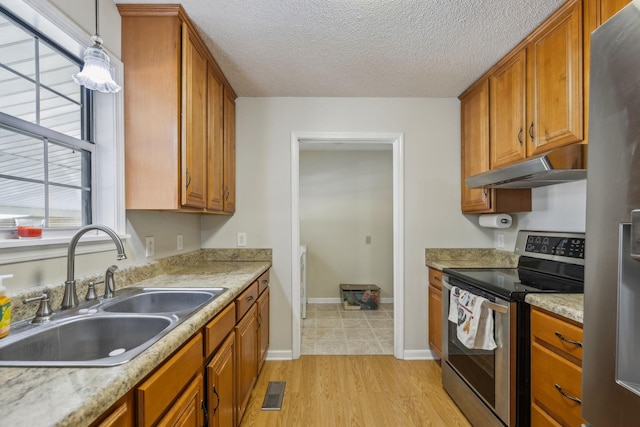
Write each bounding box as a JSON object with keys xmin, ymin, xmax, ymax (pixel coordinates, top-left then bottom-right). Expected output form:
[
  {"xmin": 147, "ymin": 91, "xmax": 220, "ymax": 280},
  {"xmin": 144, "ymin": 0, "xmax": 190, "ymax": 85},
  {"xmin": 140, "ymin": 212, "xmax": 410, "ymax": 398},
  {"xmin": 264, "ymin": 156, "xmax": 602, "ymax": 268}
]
[
  {"xmin": 257, "ymin": 269, "xmax": 270, "ymax": 294},
  {"xmin": 531, "ymin": 307, "xmax": 583, "ymax": 361},
  {"xmin": 531, "ymin": 403, "xmax": 562, "ymax": 427},
  {"xmin": 236, "ymin": 281, "xmax": 258, "ymax": 322},
  {"xmin": 531, "ymin": 341, "xmax": 583, "ymax": 427},
  {"xmin": 137, "ymin": 334, "xmax": 204, "ymax": 427},
  {"xmin": 428, "ymin": 268, "xmax": 443, "ymax": 290},
  {"xmin": 204, "ymin": 302, "xmax": 235, "ymax": 358}
]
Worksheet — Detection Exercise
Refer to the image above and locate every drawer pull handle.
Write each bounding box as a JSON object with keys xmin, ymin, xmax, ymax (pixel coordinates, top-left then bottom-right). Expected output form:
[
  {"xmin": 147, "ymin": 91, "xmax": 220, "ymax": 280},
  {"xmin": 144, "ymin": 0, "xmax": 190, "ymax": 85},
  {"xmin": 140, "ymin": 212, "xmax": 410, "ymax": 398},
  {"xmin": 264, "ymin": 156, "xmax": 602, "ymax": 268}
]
[
  {"xmin": 554, "ymin": 384, "xmax": 582, "ymax": 405},
  {"xmin": 246, "ymin": 295, "xmax": 254, "ymax": 302},
  {"xmin": 434, "ymin": 276, "xmax": 441, "ymax": 282},
  {"xmin": 554, "ymin": 331, "xmax": 582, "ymax": 347}
]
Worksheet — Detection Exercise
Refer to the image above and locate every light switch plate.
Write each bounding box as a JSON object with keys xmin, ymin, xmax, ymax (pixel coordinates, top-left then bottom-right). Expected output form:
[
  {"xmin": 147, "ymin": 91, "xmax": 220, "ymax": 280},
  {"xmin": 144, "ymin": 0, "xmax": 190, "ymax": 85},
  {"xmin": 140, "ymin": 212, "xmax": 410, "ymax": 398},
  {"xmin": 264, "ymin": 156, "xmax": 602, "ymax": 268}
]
[{"xmin": 237, "ymin": 232, "xmax": 247, "ymax": 247}]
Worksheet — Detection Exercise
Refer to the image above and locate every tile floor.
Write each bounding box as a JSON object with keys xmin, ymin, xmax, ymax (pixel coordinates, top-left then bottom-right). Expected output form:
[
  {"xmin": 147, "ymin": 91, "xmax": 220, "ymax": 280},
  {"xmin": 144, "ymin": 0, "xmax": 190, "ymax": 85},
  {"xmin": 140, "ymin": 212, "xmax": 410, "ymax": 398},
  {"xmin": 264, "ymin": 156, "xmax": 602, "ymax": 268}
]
[{"xmin": 301, "ymin": 302, "xmax": 394, "ymax": 355}]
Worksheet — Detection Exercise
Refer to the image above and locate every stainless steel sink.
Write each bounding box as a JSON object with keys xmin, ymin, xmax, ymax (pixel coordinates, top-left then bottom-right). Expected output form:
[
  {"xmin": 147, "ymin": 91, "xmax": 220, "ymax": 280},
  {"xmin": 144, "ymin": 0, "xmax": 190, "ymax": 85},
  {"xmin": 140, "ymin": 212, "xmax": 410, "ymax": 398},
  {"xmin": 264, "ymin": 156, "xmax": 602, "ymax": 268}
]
[
  {"xmin": 0, "ymin": 287, "xmax": 228, "ymax": 367},
  {"xmin": 0, "ymin": 314, "xmax": 172, "ymax": 366},
  {"xmin": 102, "ymin": 288, "xmax": 224, "ymax": 314}
]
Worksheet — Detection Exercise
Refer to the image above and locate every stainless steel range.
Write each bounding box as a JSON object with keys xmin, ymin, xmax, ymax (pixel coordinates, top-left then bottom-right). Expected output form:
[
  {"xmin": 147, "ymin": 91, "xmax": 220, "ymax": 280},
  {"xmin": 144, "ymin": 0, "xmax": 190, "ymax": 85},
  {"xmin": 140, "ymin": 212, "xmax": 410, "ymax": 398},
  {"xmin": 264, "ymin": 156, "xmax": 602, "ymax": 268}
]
[{"xmin": 441, "ymin": 230, "xmax": 585, "ymax": 427}]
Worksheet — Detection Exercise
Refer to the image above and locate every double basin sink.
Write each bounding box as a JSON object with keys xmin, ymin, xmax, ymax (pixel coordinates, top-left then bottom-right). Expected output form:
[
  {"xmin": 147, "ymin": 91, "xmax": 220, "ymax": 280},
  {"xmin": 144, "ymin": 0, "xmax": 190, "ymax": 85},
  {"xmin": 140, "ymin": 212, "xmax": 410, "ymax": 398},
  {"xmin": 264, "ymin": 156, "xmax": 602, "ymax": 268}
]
[{"xmin": 0, "ymin": 287, "xmax": 227, "ymax": 367}]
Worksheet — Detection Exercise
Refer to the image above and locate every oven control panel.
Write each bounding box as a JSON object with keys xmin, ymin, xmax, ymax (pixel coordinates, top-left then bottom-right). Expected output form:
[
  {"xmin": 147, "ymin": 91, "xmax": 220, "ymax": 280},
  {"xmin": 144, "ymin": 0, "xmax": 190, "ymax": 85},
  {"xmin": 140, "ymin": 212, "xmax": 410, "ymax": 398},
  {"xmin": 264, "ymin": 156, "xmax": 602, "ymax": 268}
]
[
  {"xmin": 514, "ymin": 231, "xmax": 586, "ymax": 265},
  {"xmin": 525, "ymin": 235, "xmax": 585, "ymax": 259}
]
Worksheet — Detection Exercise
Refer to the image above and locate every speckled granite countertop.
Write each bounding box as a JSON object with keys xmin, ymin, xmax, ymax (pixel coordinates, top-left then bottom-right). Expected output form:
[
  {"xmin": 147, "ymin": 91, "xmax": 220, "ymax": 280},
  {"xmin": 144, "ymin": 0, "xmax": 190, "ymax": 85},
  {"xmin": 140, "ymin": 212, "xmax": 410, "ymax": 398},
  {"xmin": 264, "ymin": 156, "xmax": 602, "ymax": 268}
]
[
  {"xmin": 525, "ymin": 293, "xmax": 584, "ymax": 324},
  {"xmin": 0, "ymin": 249, "xmax": 271, "ymax": 427},
  {"xmin": 425, "ymin": 248, "xmax": 519, "ymax": 270}
]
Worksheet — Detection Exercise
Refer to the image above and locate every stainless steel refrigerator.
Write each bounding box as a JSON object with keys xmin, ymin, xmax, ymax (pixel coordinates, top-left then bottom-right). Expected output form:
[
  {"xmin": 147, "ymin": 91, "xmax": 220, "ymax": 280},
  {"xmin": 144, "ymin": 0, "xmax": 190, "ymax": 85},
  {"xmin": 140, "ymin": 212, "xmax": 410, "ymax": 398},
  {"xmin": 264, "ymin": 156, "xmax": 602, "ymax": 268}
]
[{"xmin": 583, "ymin": 1, "xmax": 640, "ymax": 425}]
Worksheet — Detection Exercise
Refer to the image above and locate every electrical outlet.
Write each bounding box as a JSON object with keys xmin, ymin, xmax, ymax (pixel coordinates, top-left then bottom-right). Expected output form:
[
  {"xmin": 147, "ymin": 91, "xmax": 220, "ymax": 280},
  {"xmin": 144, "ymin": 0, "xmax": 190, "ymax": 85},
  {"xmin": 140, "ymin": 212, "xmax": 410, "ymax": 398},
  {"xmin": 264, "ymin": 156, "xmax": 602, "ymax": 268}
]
[
  {"xmin": 145, "ymin": 236, "xmax": 155, "ymax": 257},
  {"xmin": 177, "ymin": 234, "xmax": 183, "ymax": 251},
  {"xmin": 237, "ymin": 232, "xmax": 247, "ymax": 247},
  {"xmin": 365, "ymin": 235, "xmax": 372, "ymax": 245},
  {"xmin": 496, "ymin": 233, "xmax": 505, "ymax": 249}
]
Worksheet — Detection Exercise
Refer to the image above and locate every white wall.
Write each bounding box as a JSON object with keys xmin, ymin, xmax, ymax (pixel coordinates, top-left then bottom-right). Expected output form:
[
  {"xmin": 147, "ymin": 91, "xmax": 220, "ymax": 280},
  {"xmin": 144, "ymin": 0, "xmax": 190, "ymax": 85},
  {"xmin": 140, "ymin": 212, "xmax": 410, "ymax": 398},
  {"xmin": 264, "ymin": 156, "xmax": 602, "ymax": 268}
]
[
  {"xmin": 300, "ymin": 150, "xmax": 393, "ymax": 299},
  {"xmin": 200, "ymin": 97, "xmax": 495, "ymax": 354},
  {"xmin": 495, "ymin": 180, "xmax": 587, "ymax": 250}
]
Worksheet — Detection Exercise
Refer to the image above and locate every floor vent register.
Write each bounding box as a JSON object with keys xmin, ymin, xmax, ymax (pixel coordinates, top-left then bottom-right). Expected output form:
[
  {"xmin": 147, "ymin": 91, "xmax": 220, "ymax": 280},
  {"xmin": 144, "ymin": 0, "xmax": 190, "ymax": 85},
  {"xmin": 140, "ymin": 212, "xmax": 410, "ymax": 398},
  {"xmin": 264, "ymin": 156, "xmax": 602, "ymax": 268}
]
[{"xmin": 261, "ymin": 381, "xmax": 286, "ymax": 411}]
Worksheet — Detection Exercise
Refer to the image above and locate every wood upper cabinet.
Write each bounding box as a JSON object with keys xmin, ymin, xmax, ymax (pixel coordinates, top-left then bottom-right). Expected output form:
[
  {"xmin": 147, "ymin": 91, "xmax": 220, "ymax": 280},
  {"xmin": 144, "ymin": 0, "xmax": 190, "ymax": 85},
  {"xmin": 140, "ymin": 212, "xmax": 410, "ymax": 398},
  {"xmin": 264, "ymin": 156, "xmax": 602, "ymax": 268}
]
[
  {"xmin": 181, "ymin": 24, "xmax": 208, "ymax": 209},
  {"xmin": 460, "ymin": 81, "xmax": 531, "ymax": 213},
  {"xmin": 461, "ymin": 80, "xmax": 491, "ymax": 213},
  {"xmin": 207, "ymin": 66, "xmax": 225, "ymax": 212},
  {"xmin": 526, "ymin": 0, "xmax": 583, "ymax": 156},
  {"xmin": 223, "ymin": 87, "xmax": 236, "ymax": 214},
  {"xmin": 490, "ymin": 49, "xmax": 527, "ymax": 168},
  {"xmin": 118, "ymin": 4, "xmax": 237, "ymax": 214}
]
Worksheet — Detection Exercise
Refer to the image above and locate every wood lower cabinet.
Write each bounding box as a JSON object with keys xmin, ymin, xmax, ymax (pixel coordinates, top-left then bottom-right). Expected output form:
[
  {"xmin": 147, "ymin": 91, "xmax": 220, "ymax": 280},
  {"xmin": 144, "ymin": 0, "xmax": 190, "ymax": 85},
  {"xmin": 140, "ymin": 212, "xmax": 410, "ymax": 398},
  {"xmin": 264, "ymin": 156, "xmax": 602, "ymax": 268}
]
[
  {"xmin": 137, "ymin": 334, "xmax": 204, "ymax": 427},
  {"xmin": 207, "ymin": 333, "xmax": 236, "ymax": 427},
  {"xmin": 235, "ymin": 303, "xmax": 258, "ymax": 425},
  {"xmin": 157, "ymin": 373, "xmax": 205, "ymax": 427},
  {"xmin": 118, "ymin": 5, "xmax": 236, "ymax": 214},
  {"xmin": 257, "ymin": 285, "xmax": 270, "ymax": 372},
  {"xmin": 427, "ymin": 268, "xmax": 443, "ymax": 358},
  {"xmin": 531, "ymin": 307, "xmax": 584, "ymax": 427},
  {"xmin": 91, "ymin": 393, "xmax": 135, "ymax": 427},
  {"xmin": 460, "ymin": 80, "xmax": 531, "ymax": 213}
]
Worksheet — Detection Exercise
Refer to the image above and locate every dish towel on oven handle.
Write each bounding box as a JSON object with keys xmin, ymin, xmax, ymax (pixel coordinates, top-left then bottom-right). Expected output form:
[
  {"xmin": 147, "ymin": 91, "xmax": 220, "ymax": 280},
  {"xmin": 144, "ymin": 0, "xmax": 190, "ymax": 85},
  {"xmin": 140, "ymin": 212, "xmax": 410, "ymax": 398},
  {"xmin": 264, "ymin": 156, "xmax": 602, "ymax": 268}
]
[{"xmin": 448, "ymin": 286, "xmax": 497, "ymax": 350}]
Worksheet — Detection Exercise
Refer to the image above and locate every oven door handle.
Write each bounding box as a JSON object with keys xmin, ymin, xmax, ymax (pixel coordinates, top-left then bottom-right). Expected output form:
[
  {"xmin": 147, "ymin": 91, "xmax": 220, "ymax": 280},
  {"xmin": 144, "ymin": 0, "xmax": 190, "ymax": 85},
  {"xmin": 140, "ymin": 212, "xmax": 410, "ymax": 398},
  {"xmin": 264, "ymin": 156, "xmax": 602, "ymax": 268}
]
[{"xmin": 443, "ymin": 281, "xmax": 509, "ymax": 314}]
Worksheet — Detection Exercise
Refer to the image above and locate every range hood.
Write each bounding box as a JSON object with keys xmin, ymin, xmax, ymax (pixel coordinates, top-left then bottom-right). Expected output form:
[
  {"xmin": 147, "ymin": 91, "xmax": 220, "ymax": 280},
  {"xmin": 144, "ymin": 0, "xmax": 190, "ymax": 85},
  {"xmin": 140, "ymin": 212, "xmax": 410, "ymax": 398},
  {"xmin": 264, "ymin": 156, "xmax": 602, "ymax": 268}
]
[{"xmin": 465, "ymin": 144, "xmax": 587, "ymax": 189}]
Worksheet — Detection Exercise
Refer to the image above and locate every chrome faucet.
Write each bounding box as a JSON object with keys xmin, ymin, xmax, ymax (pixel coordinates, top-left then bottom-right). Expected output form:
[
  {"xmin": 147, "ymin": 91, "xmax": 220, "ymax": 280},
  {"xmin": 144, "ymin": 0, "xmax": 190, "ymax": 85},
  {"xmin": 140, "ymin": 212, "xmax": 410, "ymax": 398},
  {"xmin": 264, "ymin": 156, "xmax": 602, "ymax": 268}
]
[{"xmin": 62, "ymin": 225, "xmax": 127, "ymax": 310}]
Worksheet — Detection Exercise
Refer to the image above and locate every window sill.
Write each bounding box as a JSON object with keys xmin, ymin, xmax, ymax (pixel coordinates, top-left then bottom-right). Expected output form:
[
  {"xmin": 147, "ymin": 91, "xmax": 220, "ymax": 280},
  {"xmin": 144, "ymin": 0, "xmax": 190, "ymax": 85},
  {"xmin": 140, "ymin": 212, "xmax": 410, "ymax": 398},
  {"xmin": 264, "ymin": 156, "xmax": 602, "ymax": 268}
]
[{"xmin": 0, "ymin": 234, "xmax": 131, "ymax": 265}]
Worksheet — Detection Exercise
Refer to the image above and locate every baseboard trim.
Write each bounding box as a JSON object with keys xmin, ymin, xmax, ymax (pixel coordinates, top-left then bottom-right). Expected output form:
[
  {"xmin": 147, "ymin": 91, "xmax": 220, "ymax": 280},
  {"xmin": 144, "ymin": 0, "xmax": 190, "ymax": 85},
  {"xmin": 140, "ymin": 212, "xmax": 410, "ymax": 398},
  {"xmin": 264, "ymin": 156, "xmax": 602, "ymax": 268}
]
[
  {"xmin": 403, "ymin": 349, "xmax": 440, "ymax": 360},
  {"xmin": 265, "ymin": 349, "xmax": 293, "ymax": 360},
  {"xmin": 308, "ymin": 297, "xmax": 394, "ymax": 304}
]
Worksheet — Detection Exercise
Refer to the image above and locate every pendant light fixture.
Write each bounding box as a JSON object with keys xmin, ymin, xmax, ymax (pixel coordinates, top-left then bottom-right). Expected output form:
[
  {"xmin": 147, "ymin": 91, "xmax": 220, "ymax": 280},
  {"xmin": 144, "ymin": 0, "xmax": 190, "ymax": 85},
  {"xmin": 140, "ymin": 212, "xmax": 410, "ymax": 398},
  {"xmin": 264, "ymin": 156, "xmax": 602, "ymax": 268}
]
[{"xmin": 72, "ymin": 0, "xmax": 121, "ymax": 93}]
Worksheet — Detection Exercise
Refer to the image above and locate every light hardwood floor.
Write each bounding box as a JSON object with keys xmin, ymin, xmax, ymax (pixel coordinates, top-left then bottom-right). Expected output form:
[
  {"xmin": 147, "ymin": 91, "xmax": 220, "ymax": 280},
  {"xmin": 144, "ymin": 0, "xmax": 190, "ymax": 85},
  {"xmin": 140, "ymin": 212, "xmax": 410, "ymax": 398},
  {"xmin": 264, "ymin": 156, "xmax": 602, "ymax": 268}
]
[{"xmin": 240, "ymin": 356, "xmax": 471, "ymax": 427}]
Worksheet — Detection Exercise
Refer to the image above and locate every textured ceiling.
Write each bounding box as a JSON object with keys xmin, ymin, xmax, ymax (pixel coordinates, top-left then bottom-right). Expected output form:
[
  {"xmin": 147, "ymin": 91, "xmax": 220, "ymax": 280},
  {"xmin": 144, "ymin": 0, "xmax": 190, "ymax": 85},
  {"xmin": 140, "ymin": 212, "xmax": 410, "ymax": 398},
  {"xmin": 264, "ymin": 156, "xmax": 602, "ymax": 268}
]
[{"xmin": 113, "ymin": 0, "xmax": 565, "ymax": 97}]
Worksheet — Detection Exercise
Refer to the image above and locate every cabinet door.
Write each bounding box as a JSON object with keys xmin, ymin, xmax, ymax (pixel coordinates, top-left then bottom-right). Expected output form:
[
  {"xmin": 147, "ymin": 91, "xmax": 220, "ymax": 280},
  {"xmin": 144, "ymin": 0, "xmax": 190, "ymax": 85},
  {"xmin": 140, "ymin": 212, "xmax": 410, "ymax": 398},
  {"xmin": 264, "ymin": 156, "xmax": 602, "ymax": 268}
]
[
  {"xmin": 460, "ymin": 80, "xmax": 492, "ymax": 213},
  {"xmin": 207, "ymin": 332, "xmax": 236, "ymax": 427},
  {"xmin": 181, "ymin": 24, "xmax": 208, "ymax": 209},
  {"xmin": 157, "ymin": 373, "xmax": 205, "ymax": 427},
  {"xmin": 599, "ymin": 0, "xmax": 632, "ymax": 24},
  {"xmin": 526, "ymin": 0, "xmax": 582, "ymax": 156},
  {"xmin": 428, "ymin": 284, "xmax": 442, "ymax": 358},
  {"xmin": 93, "ymin": 393, "xmax": 134, "ymax": 427},
  {"xmin": 223, "ymin": 87, "xmax": 236, "ymax": 214},
  {"xmin": 257, "ymin": 287, "xmax": 270, "ymax": 372},
  {"xmin": 207, "ymin": 66, "xmax": 224, "ymax": 212},
  {"xmin": 490, "ymin": 49, "xmax": 527, "ymax": 168},
  {"xmin": 235, "ymin": 304, "xmax": 257, "ymax": 424}
]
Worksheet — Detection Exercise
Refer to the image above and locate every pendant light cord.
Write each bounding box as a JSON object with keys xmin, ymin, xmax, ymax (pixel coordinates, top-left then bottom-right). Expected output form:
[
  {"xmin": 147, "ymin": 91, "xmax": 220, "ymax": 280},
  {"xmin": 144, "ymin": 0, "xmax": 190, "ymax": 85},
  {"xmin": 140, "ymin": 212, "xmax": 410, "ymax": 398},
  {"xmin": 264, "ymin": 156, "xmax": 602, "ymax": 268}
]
[{"xmin": 95, "ymin": 0, "xmax": 99, "ymax": 37}]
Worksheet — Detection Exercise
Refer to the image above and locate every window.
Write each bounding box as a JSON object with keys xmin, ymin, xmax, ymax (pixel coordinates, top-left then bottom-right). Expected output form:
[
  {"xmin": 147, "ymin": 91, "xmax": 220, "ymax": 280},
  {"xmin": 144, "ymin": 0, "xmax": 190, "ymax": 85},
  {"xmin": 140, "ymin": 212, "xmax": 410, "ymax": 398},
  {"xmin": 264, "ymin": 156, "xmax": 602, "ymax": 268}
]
[{"xmin": 0, "ymin": 7, "xmax": 93, "ymax": 230}]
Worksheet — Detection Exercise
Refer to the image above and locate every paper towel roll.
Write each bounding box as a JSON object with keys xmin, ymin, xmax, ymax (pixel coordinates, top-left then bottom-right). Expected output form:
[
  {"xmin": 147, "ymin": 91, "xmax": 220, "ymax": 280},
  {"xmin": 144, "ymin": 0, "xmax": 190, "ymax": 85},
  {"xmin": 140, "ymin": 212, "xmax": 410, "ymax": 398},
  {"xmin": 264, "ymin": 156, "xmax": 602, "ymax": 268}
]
[{"xmin": 478, "ymin": 214, "xmax": 512, "ymax": 229}]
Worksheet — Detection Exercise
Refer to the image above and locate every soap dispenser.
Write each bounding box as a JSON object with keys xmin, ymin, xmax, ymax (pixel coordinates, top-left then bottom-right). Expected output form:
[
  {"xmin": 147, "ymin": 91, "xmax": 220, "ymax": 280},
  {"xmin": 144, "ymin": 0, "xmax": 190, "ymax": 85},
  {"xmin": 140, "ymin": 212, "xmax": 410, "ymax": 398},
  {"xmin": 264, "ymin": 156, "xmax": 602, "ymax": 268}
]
[{"xmin": 0, "ymin": 274, "xmax": 13, "ymax": 339}]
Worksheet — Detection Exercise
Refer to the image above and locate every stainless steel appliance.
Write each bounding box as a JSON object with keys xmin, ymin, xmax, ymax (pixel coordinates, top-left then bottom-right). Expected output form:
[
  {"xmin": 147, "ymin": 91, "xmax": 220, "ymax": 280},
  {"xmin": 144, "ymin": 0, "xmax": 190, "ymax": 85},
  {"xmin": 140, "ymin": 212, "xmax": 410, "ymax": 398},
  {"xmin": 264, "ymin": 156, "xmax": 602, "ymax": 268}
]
[
  {"xmin": 442, "ymin": 230, "xmax": 585, "ymax": 427},
  {"xmin": 583, "ymin": 2, "xmax": 640, "ymax": 425}
]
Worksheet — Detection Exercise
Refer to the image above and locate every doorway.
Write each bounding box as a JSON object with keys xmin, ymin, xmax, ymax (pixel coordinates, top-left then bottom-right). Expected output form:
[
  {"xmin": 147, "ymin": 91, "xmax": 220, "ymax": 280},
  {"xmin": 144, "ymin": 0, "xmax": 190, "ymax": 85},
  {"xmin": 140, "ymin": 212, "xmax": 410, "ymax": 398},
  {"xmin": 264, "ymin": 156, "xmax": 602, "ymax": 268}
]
[{"xmin": 291, "ymin": 132, "xmax": 404, "ymax": 359}]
